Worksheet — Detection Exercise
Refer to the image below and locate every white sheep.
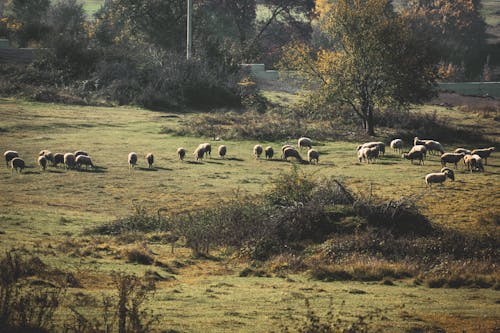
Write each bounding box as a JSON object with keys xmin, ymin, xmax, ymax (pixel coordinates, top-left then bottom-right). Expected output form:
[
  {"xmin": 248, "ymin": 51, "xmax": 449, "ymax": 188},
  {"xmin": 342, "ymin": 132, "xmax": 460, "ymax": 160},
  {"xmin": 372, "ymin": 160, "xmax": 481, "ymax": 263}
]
[
  {"xmin": 200, "ymin": 143, "xmax": 211, "ymax": 158},
  {"xmin": 440, "ymin": 153, "xmax": 465, "ymax": 169},
  {"xmin": 471, "ymin": 147, "xmax": 495, "ymax": 165},
  {"xmin": 358, "ymin": 141, "xmax": 385, "ymax": 155},
  {"xmin": 409, "ymin": 145, "xmax": 427, "ymax": 159},
  {"xmin": 283, "ymin": 147, "xmax": 303, "ymax": 162},
  {"xmin": 454, "ymin": 148, "xmax": 471, "ymax": 155},
  {"xmin": 177, "ymin": 148, "xmax": 186, "ymax": 160},
  {"xmin": 194, "ymin": 146, "xmax": 205, "ymax": 161},
  {"xmin": 4, "ymin": 150, "xmax": 19, "ymax": 167},
  {"xmin": 76, "ymin": 155, "xmax": 95, "ymax": 170},
  {"xmin": 10, "ymin": 157, "xmax": 25, "ymax": 174},
  {"xmin": 358, "ymin": 146, "xmax": 379, "ymax": 163},
  {"xmin": 464, "ymin": 154, "xmax": 484, "ymax": 173},
  {"xmin": 402, "ymin": 150, "xmax": 424, "ymax": 165},
  {"xmin": 413, "ymin": 137, "xmax": 426, "ymax": 146},
  {"xmin": 128, "ymin": 152, "xmax": 138, "ymax": 169},
  {"xmin": 298, "ymin": 137, "xmax": 312, "ymax": 150},
  {"xmin": 146, "ymin": 153, "xmax": 154, "ymax": 168},
  {"xmin": 423, "ymin": 140, "xmax": 444, "ymax": 155},
  {"xmin": 307, "ymin": 149, "xmax": 319, "ymax": 164},
  {"xmin": 265, "ymin": 146, "xmax": 274, "ymax": 159},
  {"xmin": 425, "ymin": 167, "xmax": 455, "ymax": 187},
  {"xmin": 390, "ymin": 139, "xmax": 404, "ymax": 153},
  {"xmin": 38, "ymin": 155, "xmax": 47, "ymax": 171},
  {"xmin": 254, "ymin": 144, "xmax": 263, "ymax": 159},
  {"xmin": 64, "ymin": 153, "xmax": 76, "ymax": 169},
  {"xmin": 39, "ymin": 150, "xmax": 54, "ymax": 166},
  {"xmin": 218, "ymin": 145, "xmax": 227, "ymax": 159}
]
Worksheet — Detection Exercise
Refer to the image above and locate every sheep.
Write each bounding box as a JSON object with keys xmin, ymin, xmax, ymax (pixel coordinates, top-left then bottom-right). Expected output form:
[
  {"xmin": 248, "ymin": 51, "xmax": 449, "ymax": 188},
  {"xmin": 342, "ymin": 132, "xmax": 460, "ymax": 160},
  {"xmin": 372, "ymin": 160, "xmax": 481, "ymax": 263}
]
[
  {"xmin": 390, "ymin": 139, "xmax": 404, "ymax": 153},
  {"xmin": 53, "ymin": 153, "xmax": 64, "ymax": 167},
  {"xmin": 254, "ymin": 144, "xmax": 263, "ymax": 159},
  {"xmin": 38, "ymin": 155, "xmax": 47, "ymax": 171},
  {"xmin": 413, "ymin": 137, "xmax": 426, "ymax": 146},
  {"xmin": 200, "ymin": 143, "xmax": 211, "ymax": 158},
  {"xmin": 307, "ymin": 149, "xmax": 319, "ymax": 164},
  {"xmin": 194, "ymin": 146, "xmax": 205, "ymax": 161},
  {"xmin": 464, "ymin": 154, "xmax": 484, "ymax": 173},
  {"xmin": 281, "ymin": 144, "xmax": 294, "ymax": 152},
  {"xmin": 146, "ymin": 153, "xmax": 154, "ymax": 168},
  {"xmin": 4, "ymin": 150, "xmax": 19, "ymax": 167},
  {"xmin": 358, "ymin": 141, "xmax": 385, "ymax": 155},
  {"xmin": 425, "ymin": 167, "xmax": 455, "ymax": 187},
  {"xmin": 218, "ymin": 145, "xmax": 227, "ymax": 159},
  {"xmin": 128, "ymin": 152, "xmax": 138, "ymax": 169},
  {"xmin": 265, "ymin": 146, "xmax": 274, "ymax": 159},
  {"xmin": 454, "ymin": 148, "xmax": 471, "ymax": 155},
  {"xmin": 402, "ymin": 150, "xmax": 425, "ymax": 165},
  {"xmin": 74, "ymin": 150, "xmax": 89, "ymax": 157},
  {"xmin": 76, "ymin": 155, "xmax": 95, "ymax": 170},
  {"xmin": 177, "ymin": 148, "xmax": 186, "ymax": 160},
  {"xmin": 440, "ymin": 153, "xmax": 465, "ymax": 169},
  {"xmin": 283, "ymin": 147, "xmax": 303, "ymax": 162},
  {"xmin": 10, "ymin": 157, "xmax": 25, "ymax": 174},
  {"xmin": 359, "ymin": 146, "xmax": 379, "ymax": 163},
  {"xmin": 64, "ymin": 153, "xmax": 76, "ymax": 169},
  {"xmin": 39, "ymin": 150, "xmax": 54, "ymax": 166},
  {"xmin": 423, "ymin": 140, "xmax": 444, "ymax": 155},
  {"xmin": 471, "ymin": 147, "xmax": 495, "ymax": 165},
  {"xmin": 409, "ymin": 145, "xmax": 427, "ymax": 159},
  {"xmin": 298, "ymin": 137, "xmax": 312, "ymax": 150}
]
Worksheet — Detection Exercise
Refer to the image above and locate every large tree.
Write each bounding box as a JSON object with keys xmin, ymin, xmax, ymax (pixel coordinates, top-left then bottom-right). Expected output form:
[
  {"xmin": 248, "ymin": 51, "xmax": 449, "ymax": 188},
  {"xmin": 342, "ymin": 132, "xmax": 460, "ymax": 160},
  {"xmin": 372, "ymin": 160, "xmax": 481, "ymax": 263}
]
[{"xmin": 281, "ymin": 0, "xmax": 439, "ymax": 135}]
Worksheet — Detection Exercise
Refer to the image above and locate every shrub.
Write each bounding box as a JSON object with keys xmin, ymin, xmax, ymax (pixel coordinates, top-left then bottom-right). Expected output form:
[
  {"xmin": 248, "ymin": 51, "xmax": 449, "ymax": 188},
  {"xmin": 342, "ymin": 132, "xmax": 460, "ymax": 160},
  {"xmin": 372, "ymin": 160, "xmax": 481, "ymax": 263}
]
[{"xmin": 123, "ymin": 244, "xmax": 154, "ymax": 265}]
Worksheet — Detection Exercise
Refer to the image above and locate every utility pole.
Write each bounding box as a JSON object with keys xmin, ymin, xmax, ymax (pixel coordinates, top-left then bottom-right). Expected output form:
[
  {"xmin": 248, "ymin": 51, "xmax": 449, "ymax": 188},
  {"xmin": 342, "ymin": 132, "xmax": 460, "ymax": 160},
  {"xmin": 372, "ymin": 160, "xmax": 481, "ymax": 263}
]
[{"xmin": 187, "ymin": 0, "xmax": 192, "ymax": 59}]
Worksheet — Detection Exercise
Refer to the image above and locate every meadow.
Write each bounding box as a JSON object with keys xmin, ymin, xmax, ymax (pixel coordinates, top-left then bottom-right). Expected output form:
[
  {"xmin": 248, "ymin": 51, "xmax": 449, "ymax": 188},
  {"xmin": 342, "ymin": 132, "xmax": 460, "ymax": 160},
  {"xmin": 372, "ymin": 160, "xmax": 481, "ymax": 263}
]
[{"xmin": 0, "ymin": 91, "xmax": 499, "ymax": 332}]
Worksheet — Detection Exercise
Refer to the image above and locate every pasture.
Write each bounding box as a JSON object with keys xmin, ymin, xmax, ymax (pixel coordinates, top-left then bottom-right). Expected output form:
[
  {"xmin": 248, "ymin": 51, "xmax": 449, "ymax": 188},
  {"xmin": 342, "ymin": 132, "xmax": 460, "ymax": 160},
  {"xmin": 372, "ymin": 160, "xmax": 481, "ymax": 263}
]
[{"xmin": 0, "ymin": 96, "xmax": 499, "ymax": 332}]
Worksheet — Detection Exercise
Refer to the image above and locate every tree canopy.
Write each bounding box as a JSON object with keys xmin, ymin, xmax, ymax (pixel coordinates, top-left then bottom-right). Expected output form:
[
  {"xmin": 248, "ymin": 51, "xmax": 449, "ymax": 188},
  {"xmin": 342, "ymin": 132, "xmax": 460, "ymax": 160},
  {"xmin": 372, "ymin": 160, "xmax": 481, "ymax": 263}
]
[{"xmin": 282, "ymin": 0, "xmax": 440, "ymax": 135}]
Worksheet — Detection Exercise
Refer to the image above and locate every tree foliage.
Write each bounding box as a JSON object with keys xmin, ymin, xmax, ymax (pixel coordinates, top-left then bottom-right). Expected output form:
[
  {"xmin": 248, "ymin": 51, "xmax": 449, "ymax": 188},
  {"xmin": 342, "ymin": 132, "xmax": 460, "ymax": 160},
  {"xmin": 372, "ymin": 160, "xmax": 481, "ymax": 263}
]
[
  {"xmin": 3, "ymin": 0, "xmax": 50, "ymax": 47},
  {"xmin": 281, "ymin": 0, "xmax": 439, "ymax": 135}
]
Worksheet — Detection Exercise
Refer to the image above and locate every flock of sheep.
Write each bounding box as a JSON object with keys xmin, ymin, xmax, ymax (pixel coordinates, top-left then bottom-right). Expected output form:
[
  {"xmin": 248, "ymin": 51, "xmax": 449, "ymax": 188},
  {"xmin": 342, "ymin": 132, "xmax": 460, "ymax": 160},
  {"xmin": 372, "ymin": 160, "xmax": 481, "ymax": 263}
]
[
  {"xmin": 357, "ymin": 137, "xmax": 495, "ymax": 187},
  {"xmin": 3, "ymin": 135, "xmax": 495, "ymax": 188}
]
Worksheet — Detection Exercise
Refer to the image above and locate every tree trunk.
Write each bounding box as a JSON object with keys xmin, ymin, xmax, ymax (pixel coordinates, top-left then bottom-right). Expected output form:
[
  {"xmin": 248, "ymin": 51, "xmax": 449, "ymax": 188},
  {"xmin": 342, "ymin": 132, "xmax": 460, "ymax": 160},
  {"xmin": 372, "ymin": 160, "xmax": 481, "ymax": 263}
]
[{"xmin": 366, "ymin": 106, "xmax": 375, "ymax": 136}]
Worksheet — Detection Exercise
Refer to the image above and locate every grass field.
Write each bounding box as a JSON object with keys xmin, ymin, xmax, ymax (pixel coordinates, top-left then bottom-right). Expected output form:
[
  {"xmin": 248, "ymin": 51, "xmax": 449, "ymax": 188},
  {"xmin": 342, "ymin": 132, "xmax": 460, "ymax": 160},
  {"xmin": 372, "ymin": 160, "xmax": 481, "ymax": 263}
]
[{"xmin": 0, "ymin": 93, "xmax": 499, "ymax": 332}]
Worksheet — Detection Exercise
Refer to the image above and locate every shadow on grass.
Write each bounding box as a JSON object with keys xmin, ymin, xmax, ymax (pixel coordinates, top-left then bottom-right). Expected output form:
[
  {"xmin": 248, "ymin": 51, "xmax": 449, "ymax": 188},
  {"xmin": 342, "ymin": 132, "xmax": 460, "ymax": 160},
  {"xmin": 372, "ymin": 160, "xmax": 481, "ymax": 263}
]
[
  {"xmin": 47, "ymin": 169, "xmax": 65, "ymax": 174},
  {"xmin": 186, "ymin": 161, "xmax": 203, "ymax": 165},
  {"xmin": 137, "ymin": 167, "xmax": 158, "ymax": 172},
  {"xmin": 205, "ymin": 160, "xmax": 224, "ymax": 165},
  {"xmin": 227, "ymin": 157, "xmax": 244, "ymax": 162},
  {"xmin": 155, "ymin": 166, "xmax": 173, "ymax": 171},
  {"xmin": 77, "ymin": 167, "xmax": 107, "ymax": 173}
]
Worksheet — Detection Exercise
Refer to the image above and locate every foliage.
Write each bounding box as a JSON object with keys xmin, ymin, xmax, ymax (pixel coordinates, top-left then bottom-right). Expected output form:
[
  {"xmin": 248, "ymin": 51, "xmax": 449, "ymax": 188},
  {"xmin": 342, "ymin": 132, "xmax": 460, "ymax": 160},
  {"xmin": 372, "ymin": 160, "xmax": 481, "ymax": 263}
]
[
  {"xmin": 281, "ymin": 0, "xmax": 440, "ymax": 135},
  {"xmin": 2, "ymin": 0, "xmax": 50, "ymax": 47}
]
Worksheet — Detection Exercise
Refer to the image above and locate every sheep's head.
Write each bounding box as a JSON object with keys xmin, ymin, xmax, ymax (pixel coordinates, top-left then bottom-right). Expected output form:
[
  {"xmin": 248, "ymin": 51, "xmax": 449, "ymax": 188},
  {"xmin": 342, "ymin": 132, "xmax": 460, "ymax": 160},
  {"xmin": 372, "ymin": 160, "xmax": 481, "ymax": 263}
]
[{"xmin": 402, "ymin": 153, "xmax": 409, "ymax": 159}]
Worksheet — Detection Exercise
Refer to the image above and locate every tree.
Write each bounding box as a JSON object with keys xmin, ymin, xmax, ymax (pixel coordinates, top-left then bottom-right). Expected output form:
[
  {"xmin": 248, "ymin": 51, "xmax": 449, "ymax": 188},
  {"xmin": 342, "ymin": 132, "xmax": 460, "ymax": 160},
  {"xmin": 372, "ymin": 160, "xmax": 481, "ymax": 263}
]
[
  {"xmin": 4, "ymin": 0, "xmax": 50, "ymax": 47},
  {"xmin": 281, "ymin": 0, "xmax": 439, "ymax": 135},
  {"xmin": 401, "ymin": 0, "xmax": 487, "ymax": 80}
]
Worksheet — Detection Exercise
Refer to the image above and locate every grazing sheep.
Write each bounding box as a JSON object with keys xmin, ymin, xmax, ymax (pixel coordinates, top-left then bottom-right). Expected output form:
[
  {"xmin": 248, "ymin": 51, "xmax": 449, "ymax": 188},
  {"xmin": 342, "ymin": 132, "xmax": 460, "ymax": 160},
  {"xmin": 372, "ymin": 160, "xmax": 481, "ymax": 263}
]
[
  {"xmin": 298, "ymin": 137, "xmax": 312, "ymax": 150},
  {"xmin": 454, "ymin": 148, "xmax": 471, "ymax": 155},
  {"xmin": 402, "ymin": 150, "xmax": 425, "ymax": 165},
  {"xmin": 177, "ymin": 148, "xmax": 186, "ymax": 160},
  {"xmin": 10, "ymin": 157, "xmax": 25, "ymax": 174},
  {"xmin": 74, "ymin": 150, "xmax": 89, "ymax": 157},
  {"xmin": 281, "ymin": 144, "xmax": 294, "ymax": 152},
  {"xmin": 409, "ymin": 145, "xmax": 427, "ymax": 159},
  {"xmin": 128, "ymin": 152, "xmax": 138, "ymax": 169},
  {"xmin": 194, "ymin": 146, "xmax": 205, "ymax": 161},
  {"xmin": 464, "ymin": 154, "xmax": 484, "ymax": 173},
  {"xmin": 38, "ymin": 155, "xmax": 47, "ymax": 171},
  {"xmin": 146, "ymin": 153, "xmax": 154, "ymax": 168},
  {"xmin": 440, "ymin": 153, "xmax": 465, "ymax": 169},
  {"xmin": 265, "ymin": 146, "xmax": 274, "ymax": 159},
  {"xmin": 254, "ymin": 144, "xmax": 263, "ymax": 159},
  {"xmin": 425, "ymin": 167, "xmax": 455, "ymax": 187},
  {"xmin": 4, "ymin": 150, "xmax": 19, "ymax": 167},
  {"xmin": 307, "ymin": 149, "xmax": 319, "ymax": 164},
  {"xmin": 471, "ymin": 147, "xmax": 495, "ymax": 165},
  {"xmin": 76, "ymin": 155, "xmax": 95, "ymax": 170},
  {"xmin": 424, "ymin": 140, "xmax": 444, "ymax": 155},
  {"xmin": 218, "ymin": 145, "xmax": 227, "ymax": 159},
  {"xmin": 64, "ymin": 153, "xmax": 76, "ymax": 169},
  {"xmin": 53, "ymin": 153, "xmax": 64, "ymax": 167},
  {"xmin": 283, "ymin": 147, "xmax": 303, "ymax": 162},
  {"xmin": 358, "ymin": 141, "xmax": 385, "ymax": 155},
  {"xmin": 200, "ymin": 143, "xmax": 211, "ymax": 158},
  {"xmin": 390, "ymin": 139, "xmax": 404, "ymax": 153},
  {"xmin": 39, "ymin": 150, "xmax": 54, "ymax": 166},
  {"xmin": 359, "ymin": 146, "xmax": 379, "ymax": 163}
]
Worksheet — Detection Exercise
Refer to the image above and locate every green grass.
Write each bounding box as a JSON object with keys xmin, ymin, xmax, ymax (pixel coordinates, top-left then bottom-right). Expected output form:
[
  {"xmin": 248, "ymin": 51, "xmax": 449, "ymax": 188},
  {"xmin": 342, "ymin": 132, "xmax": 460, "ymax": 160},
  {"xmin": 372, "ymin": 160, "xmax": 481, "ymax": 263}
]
[{"xmin": 0, "ymin": 96, "xmax": 499, "ymax": 332}]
